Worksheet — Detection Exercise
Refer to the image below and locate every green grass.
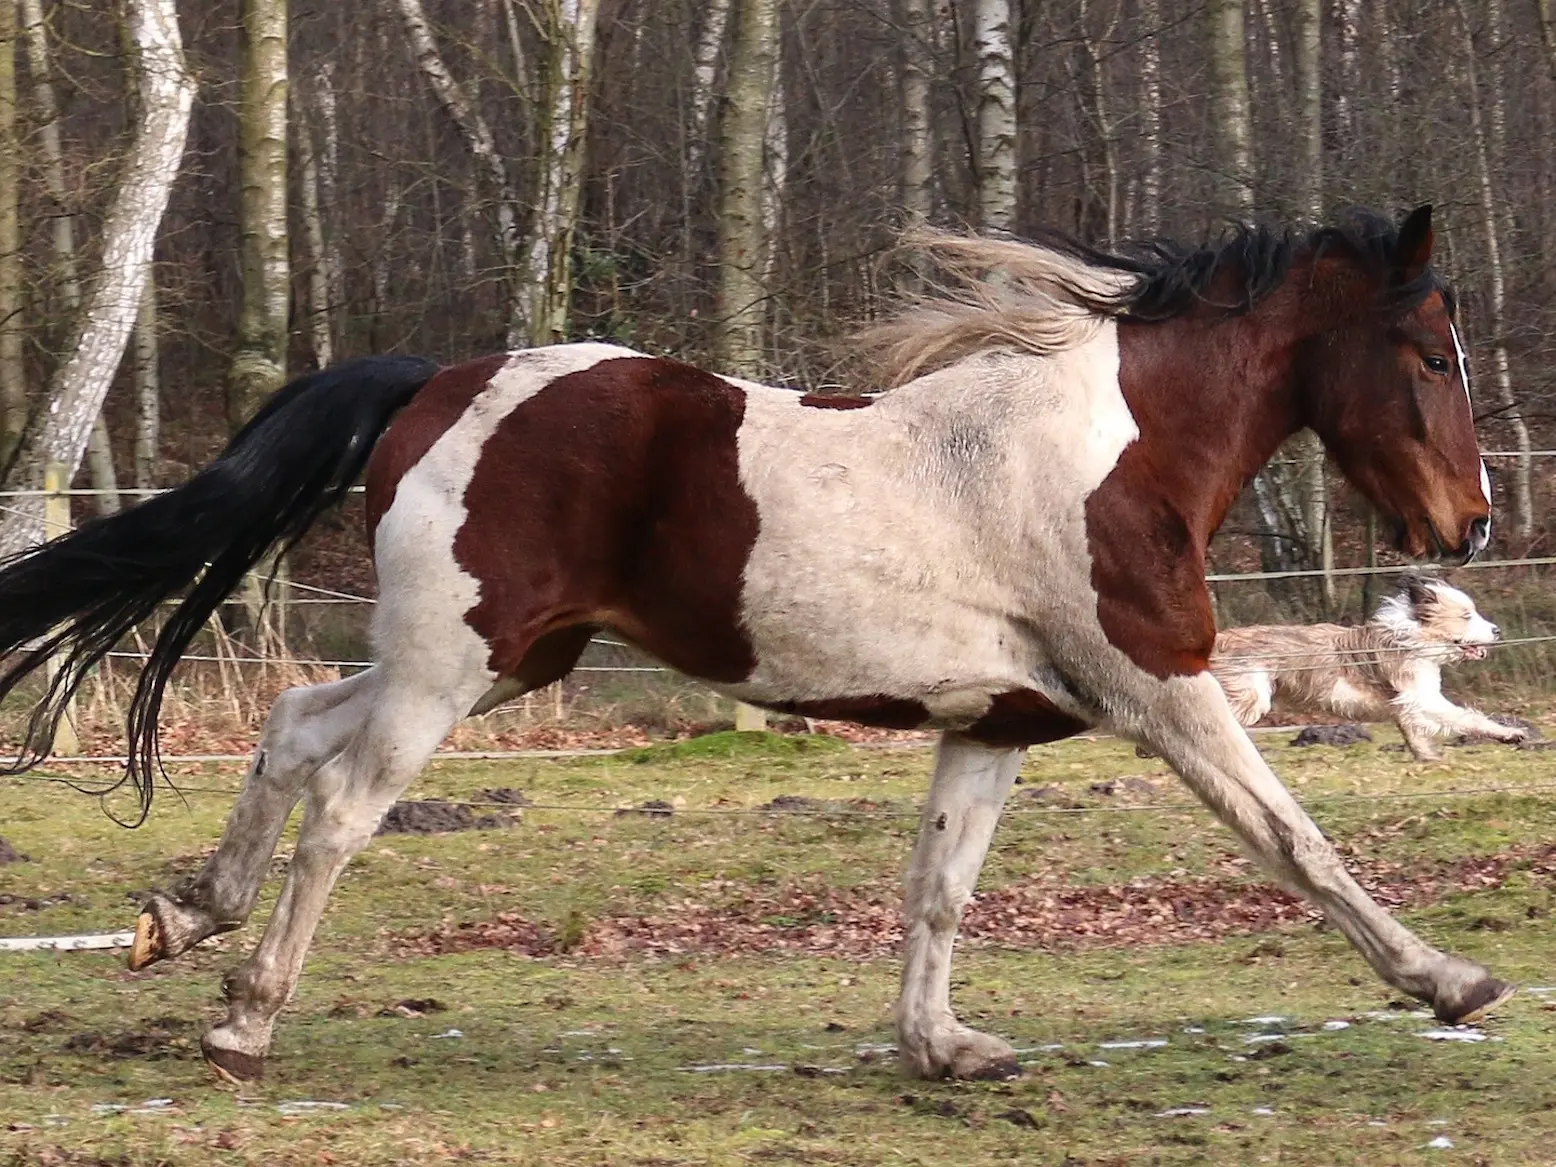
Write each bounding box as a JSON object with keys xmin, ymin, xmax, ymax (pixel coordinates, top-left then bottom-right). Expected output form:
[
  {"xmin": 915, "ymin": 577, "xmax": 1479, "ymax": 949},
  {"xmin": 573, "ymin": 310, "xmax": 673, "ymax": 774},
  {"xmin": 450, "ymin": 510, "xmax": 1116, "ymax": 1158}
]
[{"xmin": 3, "ymin": 729, "xmax": 1556, "ymax": 1164}]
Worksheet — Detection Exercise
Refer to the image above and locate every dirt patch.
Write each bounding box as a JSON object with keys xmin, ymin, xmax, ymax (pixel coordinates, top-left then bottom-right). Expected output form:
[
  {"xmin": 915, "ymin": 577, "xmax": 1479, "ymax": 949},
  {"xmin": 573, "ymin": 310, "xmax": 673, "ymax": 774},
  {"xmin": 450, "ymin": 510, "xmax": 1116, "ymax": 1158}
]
[
  {"xmin": 0, "ymin": 836, "xmax": 26, "ymax": 864},
  {"xmin": 1088, "ymin": 778, "xmax": 1161, "ymax": 799},
  {"xmin": 476, "ymin": 787, "xmax": 532, "ymax": 806},
  {"xmin": 1290, "ymin": 724, "xmax": 1373, "ymax": 748},
  {"xmin": 614, "ymin": 799, "xmax": 675, "ymax": 819},
  {"xmin": 376, "ymin": 800, "xmax": 513, "ymax": 836},
  {"xmin": 398, "ymin": 844, "xmax": 1556, "ymax": 962},
  {"xmin": 761, "ymin": 795, "xmax": 828, "ymax": 813},
  {"xmin": 61, "ymin": 1016, "xmax": 196, "ymax": 1060}
]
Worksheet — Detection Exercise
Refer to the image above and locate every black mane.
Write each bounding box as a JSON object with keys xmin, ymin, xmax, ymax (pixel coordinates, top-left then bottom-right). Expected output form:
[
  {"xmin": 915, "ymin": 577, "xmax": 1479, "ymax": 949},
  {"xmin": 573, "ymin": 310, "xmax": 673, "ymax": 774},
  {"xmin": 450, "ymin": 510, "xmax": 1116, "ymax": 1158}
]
[{"xmin": 1028, "ymin": 208, "xmax": 1449, "ymax": 323}]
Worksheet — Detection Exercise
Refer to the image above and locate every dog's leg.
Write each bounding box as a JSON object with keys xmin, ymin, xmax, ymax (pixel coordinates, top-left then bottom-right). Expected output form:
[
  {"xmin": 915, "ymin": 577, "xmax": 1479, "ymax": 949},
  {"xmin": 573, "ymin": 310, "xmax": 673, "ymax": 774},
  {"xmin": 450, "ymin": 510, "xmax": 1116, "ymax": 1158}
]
[{"xmin": 1398, "ymin": 691, "xmax": 1527, "ymax": 747}]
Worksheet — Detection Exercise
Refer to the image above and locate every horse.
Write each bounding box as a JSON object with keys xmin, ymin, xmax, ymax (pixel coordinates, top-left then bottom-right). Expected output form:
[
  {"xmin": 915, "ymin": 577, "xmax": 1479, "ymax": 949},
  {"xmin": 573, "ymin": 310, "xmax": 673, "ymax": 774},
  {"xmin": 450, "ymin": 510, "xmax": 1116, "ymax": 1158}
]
[{"xmin": 0, "ymin": 204, "xmax": 1505, "ymax": 1084}]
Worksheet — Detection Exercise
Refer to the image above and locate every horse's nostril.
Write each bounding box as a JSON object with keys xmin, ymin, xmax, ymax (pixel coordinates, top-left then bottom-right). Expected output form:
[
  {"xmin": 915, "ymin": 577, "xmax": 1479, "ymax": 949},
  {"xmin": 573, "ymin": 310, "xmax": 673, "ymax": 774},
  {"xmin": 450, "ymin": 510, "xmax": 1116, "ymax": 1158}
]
[{"xmin": 1470, "ymin": 516, "xmax": 1491, "ymax": 546}]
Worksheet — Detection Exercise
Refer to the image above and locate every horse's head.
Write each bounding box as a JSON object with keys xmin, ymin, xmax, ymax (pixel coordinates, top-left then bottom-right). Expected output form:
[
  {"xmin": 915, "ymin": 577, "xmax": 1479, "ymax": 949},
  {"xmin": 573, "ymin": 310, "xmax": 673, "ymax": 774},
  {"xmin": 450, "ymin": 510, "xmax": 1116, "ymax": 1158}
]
[{"xmin": 1298, "ymin": 205, "xmax": 1490, "ymax": 563}]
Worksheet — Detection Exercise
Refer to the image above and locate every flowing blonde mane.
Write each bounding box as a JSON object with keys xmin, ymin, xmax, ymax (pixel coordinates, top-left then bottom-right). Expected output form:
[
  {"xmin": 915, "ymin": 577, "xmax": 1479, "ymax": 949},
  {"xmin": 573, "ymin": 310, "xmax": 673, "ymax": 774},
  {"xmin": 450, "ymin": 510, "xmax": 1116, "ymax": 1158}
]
[
  {"xmin": 853, "ymin": 228, "xmax": 1143, "ymax": 387},
  {"xmin": 853, "ymin": 210, "xmax": 1443, "ymax": 389}
]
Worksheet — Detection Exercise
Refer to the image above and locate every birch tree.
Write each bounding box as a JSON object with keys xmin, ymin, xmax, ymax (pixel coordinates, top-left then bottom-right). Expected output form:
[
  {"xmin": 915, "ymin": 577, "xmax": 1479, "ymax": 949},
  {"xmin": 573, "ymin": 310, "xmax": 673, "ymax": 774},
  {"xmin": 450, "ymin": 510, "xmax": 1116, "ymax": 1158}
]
[
  {"xmin": 1454, "ymin": 0, "xmax": 1533, "ymax": 540},
  {"xmin": 0, "ymin": 0, "xmax": 193, "ymax": 553},
  {"xmin": 1137, "ymin": 0, "xmax": 1162, "ymax": 233},
  {"xmin": 713, "ymin": 0, "xmax": 781, "ymax": 375},
  {"xmin": 395, "ymin": 0, "xmax": 524, "ymax": 344},
  {"xmin": 1207, "ymin": 0, "xmax": 1253, "ymax": 214},
  {"xmin": 525, "ymin": 0, "xmax": 602, "ymax": 346},
  {"xmin": 0, "ymin": 0, "xmax": 18, "ymax": 468},
  {"xmin": 899, "ymin": 0, "xmax": 934, "ymax": 221},
  {"xmin": 688, "ymin": 0, "xmax": 733, "ymax": 182},
  {"xmin": 24, "ymin": 0, "xmax": 120, "ymax": 513},
  {"xmin": 226, "ymin": 0, "xmax": 289, "ymax": 430},
  {"xmin": 1293, "ymin": 0, "xmax": 1333, "ymax": 610},
  {"xmin": 293, "ymin": 82, "xmax": 334, "ymax": 367},
  {"xmin": 974, "ymin": 0, "xmax": 1016, "ymax": 232}
]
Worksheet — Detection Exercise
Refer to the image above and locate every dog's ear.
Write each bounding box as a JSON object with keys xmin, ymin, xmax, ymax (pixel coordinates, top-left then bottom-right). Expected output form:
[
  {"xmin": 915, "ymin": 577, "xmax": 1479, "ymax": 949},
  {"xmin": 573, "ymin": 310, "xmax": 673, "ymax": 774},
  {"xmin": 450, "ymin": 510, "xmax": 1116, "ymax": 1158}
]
[{"xmin": 1399, "ymin": 573, "xmax": 1437, "ymax": 611}]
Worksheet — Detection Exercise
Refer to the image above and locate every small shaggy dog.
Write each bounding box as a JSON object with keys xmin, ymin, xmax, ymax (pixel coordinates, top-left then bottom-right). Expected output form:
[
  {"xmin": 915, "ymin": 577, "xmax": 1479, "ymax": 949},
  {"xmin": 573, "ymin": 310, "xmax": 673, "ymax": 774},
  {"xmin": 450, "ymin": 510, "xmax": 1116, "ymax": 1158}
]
[{"xmin": 1210, "ymin": 576, "xmax": 1527, "ymax": 761}]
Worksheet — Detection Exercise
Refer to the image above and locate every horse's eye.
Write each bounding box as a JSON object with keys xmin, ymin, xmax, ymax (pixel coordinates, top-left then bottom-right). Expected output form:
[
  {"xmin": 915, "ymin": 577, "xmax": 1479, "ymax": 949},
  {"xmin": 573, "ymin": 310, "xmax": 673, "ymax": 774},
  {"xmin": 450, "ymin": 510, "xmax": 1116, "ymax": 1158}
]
[{"xmin": 1424, "ymin": 354, "xmax": 1452, "ymax": 375}]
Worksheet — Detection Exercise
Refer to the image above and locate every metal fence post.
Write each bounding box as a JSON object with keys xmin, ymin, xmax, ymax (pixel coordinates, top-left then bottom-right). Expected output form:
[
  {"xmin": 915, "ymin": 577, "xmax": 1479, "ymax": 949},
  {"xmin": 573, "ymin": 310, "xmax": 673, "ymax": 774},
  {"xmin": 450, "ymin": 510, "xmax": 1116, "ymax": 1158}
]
[{"xmin": 42, "ymin": 462, "xmax": 79, "ymax": 756}]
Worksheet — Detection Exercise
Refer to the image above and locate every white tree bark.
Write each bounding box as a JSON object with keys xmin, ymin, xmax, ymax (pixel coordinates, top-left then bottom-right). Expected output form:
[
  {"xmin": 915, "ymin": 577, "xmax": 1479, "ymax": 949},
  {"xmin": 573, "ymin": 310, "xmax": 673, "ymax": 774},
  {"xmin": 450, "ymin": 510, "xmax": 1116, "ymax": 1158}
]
[
  {"xmin": 132, "ymin": 272, "xmax": 159, "ymax": 491},
  {"xmin": 1455, "ymin": 0, "xmax": 1533, "ymax": 539},
  {"xmin": 524, "ymin": 0, "xmax": 602, "ymax": 346},
  {"xmin": 24, "ymin": 0, "xmax": 120, "ymax": 513},
  {"xmin": 0, "ymin": 0, "xmax": 192, "ymax": 552},
  {"xmin": 394, "ymin": 0, "xmax": 524, "ymax": 343},
  {"xmin": 974, "ymin": 0, "xmax": 1016, "ymax": 231},
  {"xmin": 313, "ymin": 61, "xmax": 344, "ymax": 332},
  {"xmin": 761, "ymin": 18, "xmax": 786, "ymax": 287},
  {"xmin": 899, "ymin": 0, "xmax": 934, "ymax": 221},
  {"xmin": 714, "ymin": 0, "xmax": 780, "ymax": 375},
  {"xmin": 0, "ymin": 0, "xmax": 19, "ymax": 469},
  {"xmin": 226, "ymin": 0, "xmax": 289, "ymax": 429},
  {"xmin": 1207, "ymin": 0, "xmax": 1253, "ymax": 214},
  {"xmin": 292, "ymin": 83, "xmax": 333, "ymax": 368},
  {"xmin": 1078, "ymin": 0, "xmax": 1119, "ymax": 244},
  {"xmin": 1138, "ymin": 0, "xmax": 1162, "ymax": 233},
  {"xmin": 688, "ymin": 0, "xmax": 733, "ymax": 182}
]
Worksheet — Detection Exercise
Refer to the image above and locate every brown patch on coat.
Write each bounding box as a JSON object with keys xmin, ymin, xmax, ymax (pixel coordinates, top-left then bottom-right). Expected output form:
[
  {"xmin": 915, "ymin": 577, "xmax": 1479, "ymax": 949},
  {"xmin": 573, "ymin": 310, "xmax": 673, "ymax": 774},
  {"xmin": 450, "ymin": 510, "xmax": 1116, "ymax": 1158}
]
[
  {"xmin": 364, "ymin": 353, "xmax": 510, "ymax": 538},
  {"xmin": 764, "ymin": 695, "xmax": 932, "ymax": 730},
  {"xmin": 451, "ymin": 356, "xmax": 760, "ymax": 684},
  {"xmin": 960, "ymin": 690, "xmax": 1091, "ymax": 748},
  {"xmin": 798, "ymin": 393, "xmax": 876, "ymax": 409},
  {"xmin": 1085, "ymin": 314, "xmax": 1301, "ymax": 679}
]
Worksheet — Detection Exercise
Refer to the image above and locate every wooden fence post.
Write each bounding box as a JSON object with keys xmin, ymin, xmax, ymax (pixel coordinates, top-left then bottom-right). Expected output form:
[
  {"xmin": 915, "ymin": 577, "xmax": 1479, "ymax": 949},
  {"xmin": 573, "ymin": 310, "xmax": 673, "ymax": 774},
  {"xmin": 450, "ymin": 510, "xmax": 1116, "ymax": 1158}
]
[
  {"xmin": 734, "ymin": 701, "xmax": 767, "ymax": 732},
  {"xmin": 43, "ymin": 462, "xmax": 79, "ymax": 755}
]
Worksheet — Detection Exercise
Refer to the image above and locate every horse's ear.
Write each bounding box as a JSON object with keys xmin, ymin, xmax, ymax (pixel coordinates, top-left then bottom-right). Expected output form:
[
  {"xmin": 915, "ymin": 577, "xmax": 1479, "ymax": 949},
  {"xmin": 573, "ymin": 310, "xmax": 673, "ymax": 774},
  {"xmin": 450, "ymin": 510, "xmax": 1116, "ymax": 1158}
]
[{"xmin": 1393, "ymin": 204, "xmax": 1435, "ymax": 285}]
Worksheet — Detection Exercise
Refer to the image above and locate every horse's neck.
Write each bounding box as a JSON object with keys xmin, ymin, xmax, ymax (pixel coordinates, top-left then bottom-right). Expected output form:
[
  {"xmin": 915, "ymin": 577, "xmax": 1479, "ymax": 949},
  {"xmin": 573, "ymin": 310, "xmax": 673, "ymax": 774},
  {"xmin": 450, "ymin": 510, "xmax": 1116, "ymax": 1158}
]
[{"xmin": 1110, "ymin": 311, "xmax": 1306, "ymax": 539}]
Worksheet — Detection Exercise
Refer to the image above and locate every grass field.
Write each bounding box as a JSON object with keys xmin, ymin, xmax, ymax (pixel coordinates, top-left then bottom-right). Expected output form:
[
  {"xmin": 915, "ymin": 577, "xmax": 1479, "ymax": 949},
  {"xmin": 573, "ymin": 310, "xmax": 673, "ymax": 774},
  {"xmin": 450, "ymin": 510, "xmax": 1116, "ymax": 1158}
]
[{"xmin": 3, "ymin": 728, "xmax": 1556, "ymax": 1165}]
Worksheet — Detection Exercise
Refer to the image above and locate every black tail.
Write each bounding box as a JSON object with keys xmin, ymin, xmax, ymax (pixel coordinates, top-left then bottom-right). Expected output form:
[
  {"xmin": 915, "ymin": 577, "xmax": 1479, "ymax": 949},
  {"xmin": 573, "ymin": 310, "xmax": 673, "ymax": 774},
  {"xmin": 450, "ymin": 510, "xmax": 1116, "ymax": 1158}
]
[{"xmin": 0, "ymin": 354, "xmax": 440, "ymax": 821}]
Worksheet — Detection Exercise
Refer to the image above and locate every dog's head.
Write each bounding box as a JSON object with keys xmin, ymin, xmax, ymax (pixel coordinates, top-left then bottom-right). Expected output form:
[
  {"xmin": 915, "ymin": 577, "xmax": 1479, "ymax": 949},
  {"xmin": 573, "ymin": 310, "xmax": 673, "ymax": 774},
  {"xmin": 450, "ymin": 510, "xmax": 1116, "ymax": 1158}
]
[{"xmin": 1388, "ymin": 575, "xmax": 1500, "ymax": 661}]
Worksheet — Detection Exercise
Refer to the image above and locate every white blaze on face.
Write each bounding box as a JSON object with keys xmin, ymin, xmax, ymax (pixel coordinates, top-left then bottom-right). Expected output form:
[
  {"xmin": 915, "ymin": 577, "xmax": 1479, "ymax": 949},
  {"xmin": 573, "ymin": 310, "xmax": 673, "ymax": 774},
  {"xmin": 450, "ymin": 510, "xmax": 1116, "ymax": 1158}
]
[{"xmin": 1449, "ymin": 321, "xmax": 1492, "ymax": 507}]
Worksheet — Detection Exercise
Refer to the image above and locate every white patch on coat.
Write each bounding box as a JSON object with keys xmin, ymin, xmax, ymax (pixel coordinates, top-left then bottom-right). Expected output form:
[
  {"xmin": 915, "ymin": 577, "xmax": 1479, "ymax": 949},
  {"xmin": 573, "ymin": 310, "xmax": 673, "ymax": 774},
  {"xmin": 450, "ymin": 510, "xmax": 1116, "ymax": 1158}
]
[
  {"xmin": 372, "ymin": 343, "xmax": 640, "ymax": 700},
  {"xmin": 724, "ymin": 324, "xmax": 1138, "ymax": 726},
  {"xmin": 1449, "ymin": 322, "xmax": 1492, "ymax": 508}
]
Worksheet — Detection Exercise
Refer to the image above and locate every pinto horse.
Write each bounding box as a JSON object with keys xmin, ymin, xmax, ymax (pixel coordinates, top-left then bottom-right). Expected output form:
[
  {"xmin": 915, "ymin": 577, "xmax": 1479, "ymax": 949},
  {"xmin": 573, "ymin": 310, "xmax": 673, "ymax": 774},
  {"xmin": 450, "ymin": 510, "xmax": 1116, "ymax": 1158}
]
[{"xmin": 0, "ymin": 205, "xmax": 1506, "ymax": 1083}]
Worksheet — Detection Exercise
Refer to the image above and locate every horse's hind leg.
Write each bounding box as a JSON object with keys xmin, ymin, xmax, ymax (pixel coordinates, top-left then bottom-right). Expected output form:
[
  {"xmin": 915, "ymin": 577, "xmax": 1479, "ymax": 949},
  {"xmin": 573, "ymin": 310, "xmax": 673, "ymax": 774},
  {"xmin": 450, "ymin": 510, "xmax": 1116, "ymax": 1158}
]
[
  {"xmin": 129, "ymin": 669, "xmax": 377, "ymax": 970},
  {"xmin": 200, "ymin": 665, "xmax": 485, "ymax": 1083},
  {"xmin": 896, "ymin": 735, "xmax": 1026, "ymax": 1080}
]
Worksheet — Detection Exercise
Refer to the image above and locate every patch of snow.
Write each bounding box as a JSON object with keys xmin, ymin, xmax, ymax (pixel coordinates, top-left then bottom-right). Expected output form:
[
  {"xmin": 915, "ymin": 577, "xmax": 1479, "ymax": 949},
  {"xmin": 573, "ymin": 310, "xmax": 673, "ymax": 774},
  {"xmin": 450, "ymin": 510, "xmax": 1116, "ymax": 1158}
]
[
  {"xmin": 1419, "ymin": 1028, "xmax": 1487, "ymax": 1042},
  {"xmin": 1155, "ymin": 1107, "xmax": 1211, "ymax": 1117},
  {"xmin": 683, "ymin": 1063, "xmax": 787, "ymax": 1073},
  {"xmin": 429, "ymin": 1028, "xmax": 464, "ymax": 1039},
  {"xmin": 1426, "ymin": 1136, "xmax": 1454, "ymax": 1150},
  {"xmin": 1322, "ymin": 1020, "xmax": 1351, "ymax": 1031},
  {"xmin": 1098, "ymin": 1039, "xmax": 1167, "ymax": 1050}
]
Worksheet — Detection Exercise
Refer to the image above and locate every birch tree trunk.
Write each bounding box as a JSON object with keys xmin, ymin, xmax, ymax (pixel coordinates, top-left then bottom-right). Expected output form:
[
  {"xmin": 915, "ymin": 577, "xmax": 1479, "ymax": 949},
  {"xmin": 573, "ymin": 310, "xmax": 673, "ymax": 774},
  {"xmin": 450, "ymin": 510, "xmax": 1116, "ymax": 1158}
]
[
  {"xmin": 1078, "ymin": 0, "xmax": 1119, "ymax": 244},
  {"xmin": 132, "ymin": 275, "xmax": 159, "ymax": 491},
  {"xmin": 24, "ymin": 0, "xmax": 119, "ymax": 513},
  {"xmin": 1455, "ymin": 0, "xmax": 1533, "ymax": 540},
  {"xmin": 1138, "ymin": 0, "xmax": 1162, "ymax": 233},
  {"xmin": 974, "ymin": 0, "xmax": 1016, "ymax": 231},
  {"xmin": 1207, "ymin": 0, "xmax": 1253, "ymax": 214},
  {"xmin": 524, "ymin": 0, "xmax": 602, "ymax": 347},
  {"xmin": 226, "ymin": 0, "xmax": 289, "ymax": 430},
  {"xmin": 0, "ymin": 0, "xmax": 19, "ymax": 469},
  {"xmin": 292, "ymin": 83, "xmax": 333, "ymax": 367},
  {"xmin": 0, "ymin": 0, "xmax": 193, "ymax": 553},
  {"xmin": 395, "ymin": 0, "xmax": 524, "ymax": 343},
  {"xmin": 313, "ymin": 62, "xmax": 344, "ymax": 334},
  {"xmin": 688, "ymin": 0, "xmax": 733, "ymax": 182},
  {"xmin": 1540, "ymin": 0, "xmax": 1556, "ymax": 85},
  {"xmin": 713, "ymin": 0, "xmax": 780, "ymax": 375},
  {"xmin": 899, "ymin": 0, "xmax": 934, "ymax": 221},
  {"xmin": 1292, "ymin": 0, "xmax": 1332, "ymax": 611}
]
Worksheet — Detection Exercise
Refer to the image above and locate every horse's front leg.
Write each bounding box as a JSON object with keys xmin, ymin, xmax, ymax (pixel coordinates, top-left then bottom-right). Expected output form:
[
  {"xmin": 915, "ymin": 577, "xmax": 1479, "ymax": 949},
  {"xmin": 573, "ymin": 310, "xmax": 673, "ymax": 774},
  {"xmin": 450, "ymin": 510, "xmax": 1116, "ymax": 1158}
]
[
  {"xmin": 896, "ymin": 734, "xmax": 1026, "ymax": 1080},
  {"xmin": 1136, "ymin": 672, "xmax": 1513, "ymax": 1023}
]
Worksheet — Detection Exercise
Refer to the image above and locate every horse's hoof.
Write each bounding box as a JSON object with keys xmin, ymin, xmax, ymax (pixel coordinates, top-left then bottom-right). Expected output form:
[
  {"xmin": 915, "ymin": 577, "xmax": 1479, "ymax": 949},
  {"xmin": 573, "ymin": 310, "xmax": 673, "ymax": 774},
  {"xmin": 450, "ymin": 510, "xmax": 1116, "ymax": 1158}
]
[
  {"xmin": 1437, "ymin": 978, "xmax": 1516, "ymax": 1025},
  {"xmin": 126, "ymin": 910, "xmax": 162, "ymax": 972},
  {"xmin": 202, "ymin": 1036, "xmax": 265, "ymax": 1084}
]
